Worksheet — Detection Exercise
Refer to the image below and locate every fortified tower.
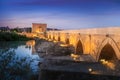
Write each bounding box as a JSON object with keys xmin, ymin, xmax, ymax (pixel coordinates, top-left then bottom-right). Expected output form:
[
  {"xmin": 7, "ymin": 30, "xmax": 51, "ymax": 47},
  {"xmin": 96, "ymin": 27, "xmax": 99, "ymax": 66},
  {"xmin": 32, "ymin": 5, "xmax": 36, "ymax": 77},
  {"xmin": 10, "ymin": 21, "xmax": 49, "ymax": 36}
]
[
  {"xmin": 32, "ymin": 23, "xmax": 47, "ymax": 38},
  {"xmin": 32, "ymin": 23, "xmax": 47, "ymax": 33}
]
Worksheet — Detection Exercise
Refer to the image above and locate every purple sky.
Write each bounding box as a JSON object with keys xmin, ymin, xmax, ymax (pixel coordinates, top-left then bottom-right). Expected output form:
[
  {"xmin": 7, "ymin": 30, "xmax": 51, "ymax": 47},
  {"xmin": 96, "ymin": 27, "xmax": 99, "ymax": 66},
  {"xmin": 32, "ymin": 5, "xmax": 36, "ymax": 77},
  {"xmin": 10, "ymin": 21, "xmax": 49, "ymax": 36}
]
[{"xmin": 0, "ymin": 0, "xmax": 120, "ymax": 29}]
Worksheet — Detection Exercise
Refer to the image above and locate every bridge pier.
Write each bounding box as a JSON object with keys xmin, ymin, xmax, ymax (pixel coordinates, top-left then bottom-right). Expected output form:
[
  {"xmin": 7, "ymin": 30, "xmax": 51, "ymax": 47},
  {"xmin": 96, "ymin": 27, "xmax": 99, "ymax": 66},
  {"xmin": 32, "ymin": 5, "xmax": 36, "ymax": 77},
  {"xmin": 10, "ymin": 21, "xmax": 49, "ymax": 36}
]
[{"xmin": 46, "ymin": 27, "xmax": 120, "ymax": 62}]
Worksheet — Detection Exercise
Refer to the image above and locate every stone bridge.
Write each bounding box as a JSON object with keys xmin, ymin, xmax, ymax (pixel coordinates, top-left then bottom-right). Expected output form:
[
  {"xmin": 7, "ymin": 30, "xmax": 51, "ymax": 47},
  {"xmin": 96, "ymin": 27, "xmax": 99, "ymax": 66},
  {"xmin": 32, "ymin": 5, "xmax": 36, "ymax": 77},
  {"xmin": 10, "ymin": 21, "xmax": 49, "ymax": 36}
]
[{"xmin": 46, "ymin": 27, "xmax": 120, "ymax": 62}]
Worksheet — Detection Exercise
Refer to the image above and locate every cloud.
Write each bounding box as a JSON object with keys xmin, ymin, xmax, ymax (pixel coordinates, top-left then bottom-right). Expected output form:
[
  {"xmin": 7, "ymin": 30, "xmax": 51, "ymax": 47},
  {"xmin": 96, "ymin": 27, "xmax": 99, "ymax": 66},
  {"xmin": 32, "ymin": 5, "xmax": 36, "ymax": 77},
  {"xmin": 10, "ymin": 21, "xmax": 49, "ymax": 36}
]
[{"xmin": 1, "ymin": 0, "xmax": 120, "ymax": 29}]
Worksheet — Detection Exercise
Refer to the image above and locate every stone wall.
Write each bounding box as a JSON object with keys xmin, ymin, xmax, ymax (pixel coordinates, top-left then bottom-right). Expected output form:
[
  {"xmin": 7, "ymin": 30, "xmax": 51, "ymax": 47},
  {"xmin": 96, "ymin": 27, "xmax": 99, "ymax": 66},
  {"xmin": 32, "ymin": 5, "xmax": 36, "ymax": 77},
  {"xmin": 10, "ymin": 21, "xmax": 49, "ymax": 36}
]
[
  {"xmin": 32, "ymin": 23, "xmax": 47, "ymax": 33},
  {"xmin": 47, "ymin": 27, "xmax": 120, "ymax": 61}
]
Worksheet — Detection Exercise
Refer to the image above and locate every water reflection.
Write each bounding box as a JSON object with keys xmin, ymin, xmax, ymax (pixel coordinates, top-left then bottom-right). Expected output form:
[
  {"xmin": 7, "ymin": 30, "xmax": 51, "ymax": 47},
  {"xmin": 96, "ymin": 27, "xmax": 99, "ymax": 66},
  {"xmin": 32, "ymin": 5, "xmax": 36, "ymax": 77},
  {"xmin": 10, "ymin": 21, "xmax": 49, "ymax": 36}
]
[
  {"xmin": 0, "ymin": 40, "xmax": 41, "ymax": 80},
  {"xmin": 26, "ymin": 40, "xmax": 37, "ymax": 55}
]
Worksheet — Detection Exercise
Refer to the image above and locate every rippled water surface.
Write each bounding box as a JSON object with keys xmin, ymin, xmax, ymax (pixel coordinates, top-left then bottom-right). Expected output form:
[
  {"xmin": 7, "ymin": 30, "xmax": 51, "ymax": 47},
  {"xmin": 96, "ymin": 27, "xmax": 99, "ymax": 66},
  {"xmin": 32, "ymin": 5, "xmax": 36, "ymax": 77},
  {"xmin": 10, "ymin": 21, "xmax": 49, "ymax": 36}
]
[{"xmin": 0, "ymin": 40, "xmax": 41, "ymax": 80}]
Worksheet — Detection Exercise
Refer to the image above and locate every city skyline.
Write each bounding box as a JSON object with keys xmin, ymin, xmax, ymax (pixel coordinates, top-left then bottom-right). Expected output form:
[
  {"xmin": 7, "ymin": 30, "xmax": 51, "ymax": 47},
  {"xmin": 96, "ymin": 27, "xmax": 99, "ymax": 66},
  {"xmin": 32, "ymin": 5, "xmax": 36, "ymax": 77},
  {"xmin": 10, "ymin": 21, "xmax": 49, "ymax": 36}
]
[{"xmin": 1, "ymin": 0, "xmax": 120, "ymax": 29}]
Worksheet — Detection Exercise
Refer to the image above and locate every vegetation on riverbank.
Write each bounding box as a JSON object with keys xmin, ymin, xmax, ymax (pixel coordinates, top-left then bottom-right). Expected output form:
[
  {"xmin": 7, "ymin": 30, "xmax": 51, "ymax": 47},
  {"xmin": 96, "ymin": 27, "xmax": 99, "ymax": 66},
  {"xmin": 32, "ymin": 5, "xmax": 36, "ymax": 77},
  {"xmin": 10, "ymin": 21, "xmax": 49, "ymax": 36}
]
[
  {"xmin": 0, "ymin": 49, "xmax": 39, "ymax": 80},
  {"xmin": 0, "ymin": 32, "xmax": 33, "ymax": 41}
]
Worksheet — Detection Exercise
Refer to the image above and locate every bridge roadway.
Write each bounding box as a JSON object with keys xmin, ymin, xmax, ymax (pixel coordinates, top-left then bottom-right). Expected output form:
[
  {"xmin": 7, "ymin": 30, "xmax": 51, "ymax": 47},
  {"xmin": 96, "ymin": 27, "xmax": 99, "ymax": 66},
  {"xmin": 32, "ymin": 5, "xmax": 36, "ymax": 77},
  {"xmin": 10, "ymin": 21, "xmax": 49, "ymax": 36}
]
[{"xmin": 46, "ymin": 27, "xmax": 120, "ymax": 62}]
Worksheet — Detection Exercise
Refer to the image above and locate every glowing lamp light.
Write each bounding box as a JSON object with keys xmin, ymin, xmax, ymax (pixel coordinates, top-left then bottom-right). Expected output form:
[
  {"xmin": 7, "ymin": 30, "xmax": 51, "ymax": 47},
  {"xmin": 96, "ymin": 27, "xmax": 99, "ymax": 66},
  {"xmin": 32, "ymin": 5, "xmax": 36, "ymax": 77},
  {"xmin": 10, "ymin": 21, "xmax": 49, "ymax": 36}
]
[
  {"xmin": 71, "ymin": 53, "xmax": 80, "ymax": 61},
  {"xmin": 71, "ymin": 53, "xmax": 79, "ymax": 58},
  {"xmin": 71, "ymin": 54, "xmax": 74, "ymax": 57},
  {"xmin": 60, "ymin": 44, "xmax": 68, "ymax": 47},
  {"xmin": 53, "ymin": 41, "xmax": 57, "ymax": 43},
  {"xmin": 100, "ymin": 59, "xmax": 105, "ymax": 62},
  {"xmin": 88, "ymin": 68, "xmax": 92, "ymax": 72},
  {"xmin": 100, "ymin": 59, "xmax": 115, "ymax": 70},
  {"xmin": 107, "ymin": 62, "xmax": 115, "ymax": 70},
  {"xmin": 73, "ymin": 57, "xmax": 76, "ymax": 60},
  {"xmin": 48, "ymin": 39, "xmax": 52, "ymax": 41},
  {"xmin": 100, "ymin": 59, "xmax": 109, "ymax": 65},
  {"xmin": 104, "ymin": 61, "xmax": 108, "ymax": 64}
]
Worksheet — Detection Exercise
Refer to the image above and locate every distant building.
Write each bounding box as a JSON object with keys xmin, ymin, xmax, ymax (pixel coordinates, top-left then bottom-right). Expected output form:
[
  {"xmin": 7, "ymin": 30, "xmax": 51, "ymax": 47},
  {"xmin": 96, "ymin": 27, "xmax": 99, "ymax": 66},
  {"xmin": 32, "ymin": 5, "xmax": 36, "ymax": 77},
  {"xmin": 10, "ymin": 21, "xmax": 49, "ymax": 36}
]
[
  {"xmin": 32, "ymin": 23, "xmax": 47, "ymax": 38},
  {"xmin": 24, "ymin": 27, "xmax": 32, "ymax": 33},
  {"xmin": 0, "ymin": 26, "xmax": 10, "ymax": 32},
  {"xmin": 10, "ymin": 27, "xmax": 31, "ymax": 33},
  {"xmin": 32, "ymin": 23, "xmax": 47, "ymax": 33}
]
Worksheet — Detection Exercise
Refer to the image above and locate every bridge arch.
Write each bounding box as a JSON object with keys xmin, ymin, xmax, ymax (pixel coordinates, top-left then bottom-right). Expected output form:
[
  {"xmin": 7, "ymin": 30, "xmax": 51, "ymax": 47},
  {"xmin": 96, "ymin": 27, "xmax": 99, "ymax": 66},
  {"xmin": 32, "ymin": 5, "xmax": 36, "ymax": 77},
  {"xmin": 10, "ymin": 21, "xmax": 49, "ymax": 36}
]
[
  {"xmin": 65, "ymin": 33, "xmax": 69, "ymax": 44},
  {"xmin": 75, "ymin": 39, "xmax": 83, "ymax": 55},
  {"xmin": 58, "ymin": 36, "xmax": 61, "ymax": 41},
  {"xmin": 97, "ymin": 37, "xmax": 120, "ymax": 61},
  {"xmin": 65, "ymin": 38, "xmax": 69, "ymax": 44},
  {"xmin": 49, "ymin": 35, "xmax": 51, "ymax": 39},
  {"xmin": 53, "ymin": 36, "xmax": 55, "ymax": 40}
]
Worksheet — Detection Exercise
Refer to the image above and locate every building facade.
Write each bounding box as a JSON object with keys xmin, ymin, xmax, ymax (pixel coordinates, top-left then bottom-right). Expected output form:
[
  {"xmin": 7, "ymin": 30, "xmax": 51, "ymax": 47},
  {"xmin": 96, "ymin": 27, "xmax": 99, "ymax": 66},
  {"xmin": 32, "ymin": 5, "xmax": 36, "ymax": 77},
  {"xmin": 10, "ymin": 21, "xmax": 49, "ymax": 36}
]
[
  {"xmin": 32, "ymin": 23, "xmax": 47, "ymax": 38},
  {"xmin": 32, "ymin": 23, "xmax": 47, "ymax": 33}
]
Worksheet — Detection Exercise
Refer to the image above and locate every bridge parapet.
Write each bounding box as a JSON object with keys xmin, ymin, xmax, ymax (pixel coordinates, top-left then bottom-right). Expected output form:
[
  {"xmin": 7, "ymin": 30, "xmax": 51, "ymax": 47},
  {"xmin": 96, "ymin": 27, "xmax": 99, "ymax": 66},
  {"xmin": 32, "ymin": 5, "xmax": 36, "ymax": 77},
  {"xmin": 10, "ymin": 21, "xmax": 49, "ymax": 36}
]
[{"xmin": 46, "ymin": 27, "xmax": 120, "ymax": 61}]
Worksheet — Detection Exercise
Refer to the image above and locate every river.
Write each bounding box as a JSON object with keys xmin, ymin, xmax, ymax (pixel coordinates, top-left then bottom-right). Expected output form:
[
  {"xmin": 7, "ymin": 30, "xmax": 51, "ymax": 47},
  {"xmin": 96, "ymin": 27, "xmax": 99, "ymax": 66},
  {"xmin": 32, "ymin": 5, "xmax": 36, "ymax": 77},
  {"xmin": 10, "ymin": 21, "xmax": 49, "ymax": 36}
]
[{"xmin": 0, "ymin": 40, "xmax": 42, "ymax": 80}]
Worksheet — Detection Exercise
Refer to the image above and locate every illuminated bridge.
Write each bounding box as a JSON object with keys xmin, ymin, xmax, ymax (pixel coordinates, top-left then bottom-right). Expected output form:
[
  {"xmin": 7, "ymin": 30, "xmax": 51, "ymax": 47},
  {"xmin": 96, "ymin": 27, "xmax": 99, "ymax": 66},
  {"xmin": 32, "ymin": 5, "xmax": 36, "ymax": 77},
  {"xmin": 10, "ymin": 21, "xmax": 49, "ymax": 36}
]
[{"xmin": 46, "ymin": 27, "xmax": 120, "ymax": 62}]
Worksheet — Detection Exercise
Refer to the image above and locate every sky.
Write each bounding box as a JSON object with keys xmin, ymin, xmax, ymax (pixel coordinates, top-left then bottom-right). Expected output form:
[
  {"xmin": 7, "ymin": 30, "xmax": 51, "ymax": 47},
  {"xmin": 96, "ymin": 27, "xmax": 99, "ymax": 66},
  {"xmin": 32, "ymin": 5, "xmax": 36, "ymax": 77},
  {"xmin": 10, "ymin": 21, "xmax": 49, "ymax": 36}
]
[{"xmin": 0, "ymin": 0, "xmax": 120, "ymax": 29}]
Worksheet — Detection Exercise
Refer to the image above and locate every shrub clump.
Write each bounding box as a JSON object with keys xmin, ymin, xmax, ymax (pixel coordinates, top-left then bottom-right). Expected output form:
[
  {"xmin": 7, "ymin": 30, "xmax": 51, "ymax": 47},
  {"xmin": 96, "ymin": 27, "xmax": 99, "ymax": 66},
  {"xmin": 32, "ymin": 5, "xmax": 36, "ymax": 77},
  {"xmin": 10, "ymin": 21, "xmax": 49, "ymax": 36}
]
[
  {"xmin": 0, "ymin": 49, "xmax": 37, "ymax": 80},
  {"xmin": 0, "ymin": 32, "xmax": 32, "ymax": 41}
]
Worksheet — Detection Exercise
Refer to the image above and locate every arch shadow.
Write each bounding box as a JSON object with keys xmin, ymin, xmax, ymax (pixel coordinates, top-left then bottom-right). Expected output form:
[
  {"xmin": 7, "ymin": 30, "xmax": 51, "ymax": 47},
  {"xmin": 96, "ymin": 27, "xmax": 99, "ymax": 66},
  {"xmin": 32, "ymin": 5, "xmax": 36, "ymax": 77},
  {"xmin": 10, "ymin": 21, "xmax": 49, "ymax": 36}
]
[
  {"xmin": 99, "ymin": 44, "xmax": 117, "ymax": 61},
  {"xmin": 75, "ymin": 39, "xmax": 83, "ymax": 55},
  {"xmin": 49, "ymin": 35, "xmax": 51, "ymax": 39},
  {"xmin": 66, "ymin": 38, "xmax": 69, "ymax": 44},
  {"xmin": 58, "ymin": 36, "xmax": 61, "ymax": 41},
  {"xmin": 53, "ymin": 36, "xmax": 55, "ymax": 40},
  {"xmin": 97, "ymin": 37, "xmax": 120, "ymax": 61}
]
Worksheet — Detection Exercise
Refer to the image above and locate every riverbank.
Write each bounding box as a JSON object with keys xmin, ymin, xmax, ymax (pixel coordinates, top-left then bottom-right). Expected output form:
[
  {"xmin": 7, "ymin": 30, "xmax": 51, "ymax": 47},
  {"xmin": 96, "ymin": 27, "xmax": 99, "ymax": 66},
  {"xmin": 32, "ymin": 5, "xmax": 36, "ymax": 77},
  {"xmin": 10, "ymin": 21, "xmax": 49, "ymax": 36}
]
[
  {"xmin": 0, "ymin": 40, "xmax": 42, "ymax": 80},
  {"xmin": 39, "ymin": 69, "xmax": 120, "ymax": 80},
  {"xmin": 0, "ymin": 32, "xmax": 33, "ymax": 41},
  {"xmin": 39, "ymin": 58, "xmax": 120, "ymax": 80},
  {"xmin": 35, "ymin": 39, "xmax": 74, "ymax": 58},
  {"xmin": 35, "ymin": 39, "xmax": 120, "ymax": 80}
]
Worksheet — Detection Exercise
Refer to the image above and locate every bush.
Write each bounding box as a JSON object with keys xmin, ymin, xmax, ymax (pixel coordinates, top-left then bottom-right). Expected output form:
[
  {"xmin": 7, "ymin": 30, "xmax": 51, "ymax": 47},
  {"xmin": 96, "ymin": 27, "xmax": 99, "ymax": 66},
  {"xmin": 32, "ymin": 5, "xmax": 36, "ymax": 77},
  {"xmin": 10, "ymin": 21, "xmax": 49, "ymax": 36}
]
[
  {"xmin": 0, "ymin": 49, "xmax": 34, "ymax": 80},
  {"xmin": 0, "ymin": 32, "xmax": 32, "ymax": 41}
]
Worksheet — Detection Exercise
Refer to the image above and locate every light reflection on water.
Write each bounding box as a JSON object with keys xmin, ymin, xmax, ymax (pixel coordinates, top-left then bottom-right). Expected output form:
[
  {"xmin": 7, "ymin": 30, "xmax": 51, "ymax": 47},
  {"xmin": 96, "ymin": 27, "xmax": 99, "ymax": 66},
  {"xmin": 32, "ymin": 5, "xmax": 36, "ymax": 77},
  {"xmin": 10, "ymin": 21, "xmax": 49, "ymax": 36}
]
[
  {"xmin": 15, "ymin": 45, "xmax": 40, "ymax": 72},
  {"xmin": 0, "ymin": 40, "xmax": 42, "ymax": 79}
]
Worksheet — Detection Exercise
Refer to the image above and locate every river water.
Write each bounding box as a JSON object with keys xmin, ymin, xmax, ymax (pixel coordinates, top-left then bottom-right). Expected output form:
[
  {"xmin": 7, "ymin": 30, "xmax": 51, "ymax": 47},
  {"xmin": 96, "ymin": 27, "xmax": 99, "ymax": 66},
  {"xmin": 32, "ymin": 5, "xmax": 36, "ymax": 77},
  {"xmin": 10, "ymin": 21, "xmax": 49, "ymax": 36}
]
[
  {"xmin": 1, "ymin": 40, "xmax": 120, "ymax": 80},
  {"xmin": 0, "ymin": 40, "xmax": 42, "ymax": 80}
]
